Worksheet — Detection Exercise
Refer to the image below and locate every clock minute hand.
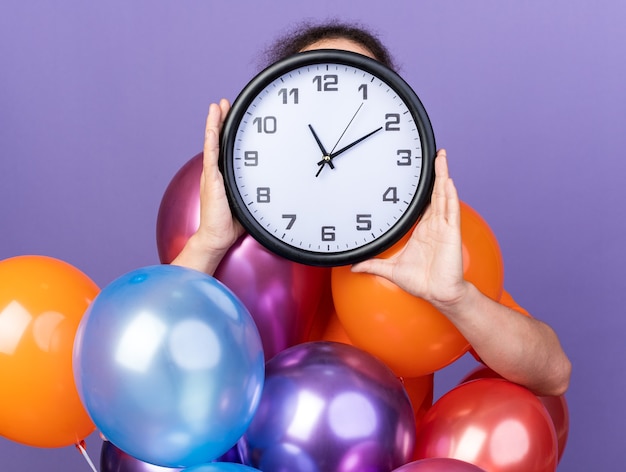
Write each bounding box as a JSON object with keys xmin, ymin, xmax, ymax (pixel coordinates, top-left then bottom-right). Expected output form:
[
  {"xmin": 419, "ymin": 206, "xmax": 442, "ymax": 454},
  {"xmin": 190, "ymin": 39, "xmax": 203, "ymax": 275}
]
[
  {"xmin": 329, "ymin": 126, "xmax": 383, "ymax": 159},
  {"xmin": 316, "ymin": 102, "xmax": 365, "ymax": 177},
  {"xmin": 317, "ymin": 126, "xmax": 383, "ymax": 166}
]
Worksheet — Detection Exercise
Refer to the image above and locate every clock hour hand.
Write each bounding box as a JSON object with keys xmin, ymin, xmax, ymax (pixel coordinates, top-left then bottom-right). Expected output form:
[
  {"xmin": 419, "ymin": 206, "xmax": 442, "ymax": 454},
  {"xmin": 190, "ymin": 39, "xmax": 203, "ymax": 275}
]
[
  {"xmin": 316, "ymin": 126, "xmax": 383, "ymax": 166},
  {"xmin": 308, "ymin": 124, "xmax": 334, "ymax": 170}
]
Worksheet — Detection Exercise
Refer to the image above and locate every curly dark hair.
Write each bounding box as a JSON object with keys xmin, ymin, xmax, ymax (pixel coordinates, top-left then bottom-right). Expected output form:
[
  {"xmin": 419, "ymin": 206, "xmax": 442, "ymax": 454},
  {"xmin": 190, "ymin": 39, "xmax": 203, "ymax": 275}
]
[{"xmin": 261, "ymin": 20, "xmax": 397, "ymax": 71}]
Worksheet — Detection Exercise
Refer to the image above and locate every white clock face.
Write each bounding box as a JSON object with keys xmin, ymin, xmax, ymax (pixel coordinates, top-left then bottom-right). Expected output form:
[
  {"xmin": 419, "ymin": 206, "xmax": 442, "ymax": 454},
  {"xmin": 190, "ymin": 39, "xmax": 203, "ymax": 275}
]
[{"xmin": 223, "ymin": 52, "xmax": 434, "ymax": 266}]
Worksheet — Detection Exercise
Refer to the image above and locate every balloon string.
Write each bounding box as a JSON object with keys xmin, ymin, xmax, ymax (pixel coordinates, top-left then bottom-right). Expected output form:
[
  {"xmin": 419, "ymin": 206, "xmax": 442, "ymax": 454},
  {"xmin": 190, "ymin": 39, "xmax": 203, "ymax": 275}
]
[{"xmin": 76, "ymin": 441, "xmax": 98, "ymax": 472}]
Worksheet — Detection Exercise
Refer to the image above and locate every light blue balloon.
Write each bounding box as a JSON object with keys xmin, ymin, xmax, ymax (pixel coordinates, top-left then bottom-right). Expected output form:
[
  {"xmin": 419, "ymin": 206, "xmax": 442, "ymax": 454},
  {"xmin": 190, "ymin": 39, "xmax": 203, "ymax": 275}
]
[
  {"xmin": 73, "ymin": 265, "xmax": 265, "ymax": 468},
  {"xmin": 183, "ymin": 463, "xmax": 261, "ymax": 472}
]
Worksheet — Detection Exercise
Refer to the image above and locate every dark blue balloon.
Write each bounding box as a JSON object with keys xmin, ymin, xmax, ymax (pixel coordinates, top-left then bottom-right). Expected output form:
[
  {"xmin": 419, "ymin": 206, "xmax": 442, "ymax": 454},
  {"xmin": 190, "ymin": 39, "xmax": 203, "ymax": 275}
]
[{"xmin": 74, "ymin": 265, "xmax": 264, "ymax": 468}]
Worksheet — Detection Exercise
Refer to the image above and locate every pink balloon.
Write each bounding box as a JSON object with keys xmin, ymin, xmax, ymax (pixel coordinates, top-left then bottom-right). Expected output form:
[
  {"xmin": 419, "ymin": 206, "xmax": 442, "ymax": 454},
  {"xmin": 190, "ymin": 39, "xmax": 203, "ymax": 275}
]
[
  {"xmin": 215, "ymin": 235, "xmax": 329, "ymax": 359},
  {"xmin": 393, "ymin": 458, "xmax": 486, "ymax": 472},
  {"xmin": 156, "ymin": 152, "xmax": 203, "ymax": 265}
]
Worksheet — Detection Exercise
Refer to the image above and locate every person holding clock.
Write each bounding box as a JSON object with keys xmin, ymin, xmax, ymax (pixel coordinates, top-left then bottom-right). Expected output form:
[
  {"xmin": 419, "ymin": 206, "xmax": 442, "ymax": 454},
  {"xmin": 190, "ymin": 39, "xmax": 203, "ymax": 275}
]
[{"xmin": 172, "ymin": 21, "xmax": 571, "ymax": 397}]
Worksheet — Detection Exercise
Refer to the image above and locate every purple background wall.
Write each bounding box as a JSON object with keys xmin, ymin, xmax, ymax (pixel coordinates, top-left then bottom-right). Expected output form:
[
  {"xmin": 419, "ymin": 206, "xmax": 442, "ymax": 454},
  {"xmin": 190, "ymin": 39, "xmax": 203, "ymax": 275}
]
[{"xmin": 1, "ymin": 1, "xmax": 624, "ymax": 470}]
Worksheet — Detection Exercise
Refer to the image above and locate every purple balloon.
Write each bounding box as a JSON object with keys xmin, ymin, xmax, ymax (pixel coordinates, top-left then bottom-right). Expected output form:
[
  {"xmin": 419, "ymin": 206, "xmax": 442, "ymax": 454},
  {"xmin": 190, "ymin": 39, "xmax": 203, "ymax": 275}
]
[
  {"xmin": 156, "ymin": 152, "xmax": 203, "ymax": 265},
  {"xmin": 101, "ymin": 440, "xmax": 183, "ymax": 472},
  {"xmin": 100, "ymin": 441, "xmax": 242, "ymax": 472},
  {"xmin": 215, "ymin": 235, "xmax": 328, "ymax": 360},
  {"xmin": 392, "ymin": 458, "xmax": 487, "ymax": 472},
  {"xmin": 156, "ymin": 153, "xmax": 330, "ymax": 360},
  {"xmin": 239, "ymin": 341, "xmax": 416, "ymax": 472}
]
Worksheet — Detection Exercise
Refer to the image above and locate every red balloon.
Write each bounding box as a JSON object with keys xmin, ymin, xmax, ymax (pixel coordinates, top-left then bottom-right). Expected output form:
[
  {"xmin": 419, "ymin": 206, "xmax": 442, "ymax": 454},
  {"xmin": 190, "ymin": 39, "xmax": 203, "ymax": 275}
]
[
  {"xmin": 305, "ymin": 268, "xmax": 334, "ymax": 343},
  {"xmin": 459, "ymin": 366, "xmax": 569, "ymax": 463},
  {"xmin": 458, "ymin": 365, "xmax": 504, "ymax": 384},
  {"xmin": 393, "ymin": 458, "xmax": 486, "ymax": 471},
  {"xmin": 539, "ymin": 394, "xmax": 569, "ymax": 463},
  {"xmin": 319, "ymin": 307, "xmax": 353, "ymax": 345},
  {"xmin": 414, "ymin": 378, "xmax": 558, "ymax": 472},
  {"xmin": 156, "ymin": 152, "xmax": 203, "ymax": 264},
  {"xmin": 401, "ymin": 375, "xmax": 434, "ymax": 437}
]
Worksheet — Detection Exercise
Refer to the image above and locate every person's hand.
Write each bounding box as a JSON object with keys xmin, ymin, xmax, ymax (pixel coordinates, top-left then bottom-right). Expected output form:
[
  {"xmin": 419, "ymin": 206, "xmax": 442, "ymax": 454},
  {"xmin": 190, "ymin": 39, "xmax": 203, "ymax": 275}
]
[
  {"xmin": 197, "ymin": 99, "xmax": 245, "ymax": 252},
  {"xmin": 172, "ymin": 99, "xmax": 244, "ymax": 274},
  {"xmin": 351, "ymin": 149, "xmax": 469, "ymax": 308}
]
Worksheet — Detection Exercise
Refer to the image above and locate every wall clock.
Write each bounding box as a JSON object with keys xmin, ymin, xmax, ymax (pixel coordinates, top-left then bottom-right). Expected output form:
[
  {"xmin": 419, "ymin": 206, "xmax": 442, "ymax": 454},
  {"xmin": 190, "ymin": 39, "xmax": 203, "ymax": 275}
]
[{"xmin": 220, "ymin": 49, "xmax": 436, "ymax": 267}]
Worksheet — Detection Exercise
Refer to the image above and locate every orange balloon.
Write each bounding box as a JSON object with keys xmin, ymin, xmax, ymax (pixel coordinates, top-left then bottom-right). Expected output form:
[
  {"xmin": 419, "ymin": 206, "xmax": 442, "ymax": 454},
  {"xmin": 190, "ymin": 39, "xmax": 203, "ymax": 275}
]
[
  {"xmin": 0, "ymin": 255, "xmax": 98, "ymax": 447},
  {"xmin": 458, "ymin": 201, "xmax": 504, "ymax": 301},
  {"xmin": 332, "ymin": 201, "xmax": 504, "ymax": 377},
  {"xmin": 499, "ymin": 290, "xmax": 531, "ymax": 317}
]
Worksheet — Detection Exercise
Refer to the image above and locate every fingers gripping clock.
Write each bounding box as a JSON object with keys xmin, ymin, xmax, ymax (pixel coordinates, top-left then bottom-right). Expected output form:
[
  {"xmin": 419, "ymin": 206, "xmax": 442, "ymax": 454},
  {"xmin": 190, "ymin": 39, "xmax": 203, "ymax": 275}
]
[{"xmin": 219, "ymin": 50, "xmax": 436, "ymax": 267}]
